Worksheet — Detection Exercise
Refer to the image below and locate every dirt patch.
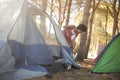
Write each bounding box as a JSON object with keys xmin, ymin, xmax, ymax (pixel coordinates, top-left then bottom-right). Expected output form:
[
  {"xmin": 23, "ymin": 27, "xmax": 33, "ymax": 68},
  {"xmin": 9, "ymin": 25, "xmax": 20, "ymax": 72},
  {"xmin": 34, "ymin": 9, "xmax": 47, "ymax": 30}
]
[{"xmin": 27, "ymin": 59, "xmax": 120, "ymax": 80}]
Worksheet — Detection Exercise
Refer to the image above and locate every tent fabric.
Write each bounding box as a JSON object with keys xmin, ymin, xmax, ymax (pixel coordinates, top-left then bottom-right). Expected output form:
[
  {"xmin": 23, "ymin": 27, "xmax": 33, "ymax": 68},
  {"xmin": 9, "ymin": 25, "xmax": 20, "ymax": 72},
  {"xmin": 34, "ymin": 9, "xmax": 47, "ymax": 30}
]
[
  {"xmin": 0, "ymin": 0, "xmax": 80, "ymax": 80},
  {"xmin": 91, "ymin": 33, "xmax": 120, "ymax": 73},
  {"xmin": 29, "ymin": 4, "xmax": 80, "ymax": 68},
  {"xmin": 0, "ymin": 65, "xmax": 48, "ymax": 80}
]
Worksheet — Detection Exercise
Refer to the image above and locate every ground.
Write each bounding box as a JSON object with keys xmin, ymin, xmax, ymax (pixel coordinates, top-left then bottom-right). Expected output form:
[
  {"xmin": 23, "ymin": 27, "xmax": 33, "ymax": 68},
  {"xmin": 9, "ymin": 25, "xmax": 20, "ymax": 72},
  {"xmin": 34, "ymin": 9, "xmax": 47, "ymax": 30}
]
[{"xmin": 27, "ymin": 59, "xmax": 120, "ymax": 80}]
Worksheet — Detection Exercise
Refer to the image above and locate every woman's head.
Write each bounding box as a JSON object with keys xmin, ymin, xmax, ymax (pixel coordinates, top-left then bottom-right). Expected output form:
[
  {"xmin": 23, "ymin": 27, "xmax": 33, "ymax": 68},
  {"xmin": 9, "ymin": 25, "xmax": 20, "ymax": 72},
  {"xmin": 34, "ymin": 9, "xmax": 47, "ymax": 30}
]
[{"xmin": 77, "ymin": 24, "xmax": 87, "ymax": 32}]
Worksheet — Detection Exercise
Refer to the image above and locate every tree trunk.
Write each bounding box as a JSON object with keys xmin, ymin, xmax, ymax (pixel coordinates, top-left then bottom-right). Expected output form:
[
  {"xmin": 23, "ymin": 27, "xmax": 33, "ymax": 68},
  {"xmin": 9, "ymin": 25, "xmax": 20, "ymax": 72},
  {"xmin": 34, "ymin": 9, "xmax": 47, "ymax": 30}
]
[
  {"xmin": 112, "ymin": 0, "xmax": 119, "ymax": 37},
  {"xmin": 105, "ymin": 3, "xmax": 109, "ymax": 44},
  {"xmin": 65, "ymin": 0, "xmax": 72, "ymax": 25},
  {"xmin": 47, "ymin": 0, "xmax": 54, "ymax": 39},
  {"xmin": 85, "ymin": 0, "xmax": 100, "ymax": 58},
  {"xmin": 40, "ymin": 0, "xmax": 47, "ymax": 38},
  {"xmin": 58, "ymin": 0, "xmax": 62, "ymax": 26},
  {"xmin": 76, "ymin": 0, "xmax": 92, "ymax": 61}
]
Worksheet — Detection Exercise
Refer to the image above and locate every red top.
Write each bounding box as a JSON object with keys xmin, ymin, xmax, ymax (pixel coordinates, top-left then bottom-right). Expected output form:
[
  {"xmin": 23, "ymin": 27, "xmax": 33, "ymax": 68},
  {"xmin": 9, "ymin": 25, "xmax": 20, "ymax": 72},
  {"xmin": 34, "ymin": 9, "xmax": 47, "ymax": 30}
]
[{"xmin": 63, "ymin": 26, "xmax": 75, "ymax": 47}]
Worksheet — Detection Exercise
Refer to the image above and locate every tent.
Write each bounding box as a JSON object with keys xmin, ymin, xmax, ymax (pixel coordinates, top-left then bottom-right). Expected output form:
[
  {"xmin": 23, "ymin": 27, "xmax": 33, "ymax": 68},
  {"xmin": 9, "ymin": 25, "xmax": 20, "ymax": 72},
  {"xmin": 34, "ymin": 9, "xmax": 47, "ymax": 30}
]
[
  {"xmin": 0, "ymin": 0, "xmax": 80, "ymax": 80},
  {"xmin": 91, "ymin": 33, "xmax": 120, "ymax": 73}
]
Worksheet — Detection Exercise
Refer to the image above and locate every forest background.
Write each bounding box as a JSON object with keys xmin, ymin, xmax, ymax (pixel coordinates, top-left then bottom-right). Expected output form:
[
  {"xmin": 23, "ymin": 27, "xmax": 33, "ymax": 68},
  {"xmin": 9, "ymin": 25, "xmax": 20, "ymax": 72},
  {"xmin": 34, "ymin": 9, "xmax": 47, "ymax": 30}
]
[{"xmin": 31, "ymin": 0, "xmax": 120, "ymax": 61}]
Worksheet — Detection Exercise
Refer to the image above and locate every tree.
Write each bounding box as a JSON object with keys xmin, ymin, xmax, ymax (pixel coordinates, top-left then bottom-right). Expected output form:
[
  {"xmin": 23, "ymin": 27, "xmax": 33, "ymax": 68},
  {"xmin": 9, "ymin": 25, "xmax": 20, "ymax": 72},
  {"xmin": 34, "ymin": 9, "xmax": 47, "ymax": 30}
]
[
  {"xmin": 104, "ymin": 0, "xmax": 120, "ymax": 37},
  {"xmin": 40, "ymin": 0, "xmax": 48, "ymax": 37},
  {"xmin": 112, "ymin": 0, "xmax": 120, "ymax": 37},
  {"xmin": 76, "ymin": 0, "xmax": 92, "ymax": 61},
  {"xmin": 48, "ymin": 0, "xmax": 80, "ymax": 27},
  {"xmin": 65, "ymin": 0, "xmax": 72, "ymax": 25},
  {"xmin": 31, "ymin": 0, "xmax": 48, "ymax": 38},
  {"xmin": 85, "ymin": 0, "xmax": 100, "ymax": 58}
]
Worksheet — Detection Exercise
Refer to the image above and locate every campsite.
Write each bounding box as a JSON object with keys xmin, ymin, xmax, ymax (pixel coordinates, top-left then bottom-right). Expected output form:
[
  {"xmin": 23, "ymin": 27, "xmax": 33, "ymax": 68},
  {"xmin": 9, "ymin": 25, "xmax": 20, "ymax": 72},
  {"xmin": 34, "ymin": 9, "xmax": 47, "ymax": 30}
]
[
  {"xmin": 0, "ymin": 0, "xmax": 120, "ymax": 80},
  {"xmin": 28, "ymin": 59, "xmax": 120, "ymax": 80}
]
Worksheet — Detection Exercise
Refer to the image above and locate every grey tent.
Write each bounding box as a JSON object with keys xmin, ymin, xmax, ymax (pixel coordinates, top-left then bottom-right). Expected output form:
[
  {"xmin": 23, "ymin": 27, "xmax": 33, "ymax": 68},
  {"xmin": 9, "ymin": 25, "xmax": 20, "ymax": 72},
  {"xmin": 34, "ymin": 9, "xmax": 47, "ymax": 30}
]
[{"xmin": 0, "ymin": 0, "xmax": 79, "ymax": 80}]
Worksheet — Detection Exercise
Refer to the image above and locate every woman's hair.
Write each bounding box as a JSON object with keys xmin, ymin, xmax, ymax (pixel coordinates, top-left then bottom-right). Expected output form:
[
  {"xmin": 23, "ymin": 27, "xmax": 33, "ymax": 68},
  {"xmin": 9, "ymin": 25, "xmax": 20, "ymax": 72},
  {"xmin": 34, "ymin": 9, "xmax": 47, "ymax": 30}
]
[{"xmin": 77, "ymin": 24, "xmax": 87, "ymax": 32}]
